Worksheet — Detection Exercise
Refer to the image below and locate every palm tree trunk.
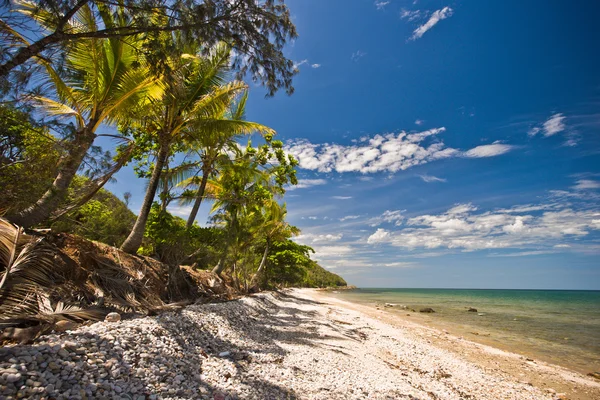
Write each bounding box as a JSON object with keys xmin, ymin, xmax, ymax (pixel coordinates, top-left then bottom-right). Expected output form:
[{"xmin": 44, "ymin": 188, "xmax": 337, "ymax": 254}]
[
  {"xmin": 120, "ymin": 141, "xmax": 169, "ymax": 254},
  {"xmin": 185, "ymin": 166, "xmax": 210, "ymax": 228},
  {"xmin": 8, "ymin": 129, "xmax": 96, "ymax": 228},
  {"xmin": 250, "ymin": 239, "xmax": 269, "ymax": 286}
]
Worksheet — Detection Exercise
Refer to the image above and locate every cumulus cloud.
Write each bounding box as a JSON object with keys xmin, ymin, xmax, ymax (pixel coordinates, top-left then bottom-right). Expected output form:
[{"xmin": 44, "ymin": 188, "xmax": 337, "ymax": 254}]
[
  {"xmin": 368, "ymin": 228, "xmax": 391, "ymax": 244},
  {"xmin": 420, "ymin": 174, "xmax": 446, "ymax": 183},
  {"xmin": 415, "ymin": 119, "xmax": 424, "ymax": 125},
  {"xmin": 286, "ymin": 129, "xmax": 513, "ymax": 174},
  {"xmin": 463, "ymin": 144, "xmax": 514, "ymax": 158},
  {"xmin": 287, "ymin": 178, "xmax": 327, "ymax": 190},
  {"xmin": 365, "ymin": 198, "xmax": 600, "ymax": 252},
  {"xmin": 409, "ymin": 7, "xmax": 453, "ymax": 41},
  {"xmin": 311, "ymin": 64, "xmax": 321, "ymax": 69}
]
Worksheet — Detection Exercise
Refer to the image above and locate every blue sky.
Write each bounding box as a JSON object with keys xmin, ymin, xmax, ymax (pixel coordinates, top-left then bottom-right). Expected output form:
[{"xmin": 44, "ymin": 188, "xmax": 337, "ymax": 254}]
[{"xmin": 107, "ymin": 0, "xmax": 600, "ymax": 289}]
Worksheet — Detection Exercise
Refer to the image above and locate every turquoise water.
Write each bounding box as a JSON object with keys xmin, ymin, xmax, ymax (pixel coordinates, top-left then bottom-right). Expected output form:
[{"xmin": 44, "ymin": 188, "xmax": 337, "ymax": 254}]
[{"xmin": 330, "ymin": 288, "xmax": 600, "ymax": 374}]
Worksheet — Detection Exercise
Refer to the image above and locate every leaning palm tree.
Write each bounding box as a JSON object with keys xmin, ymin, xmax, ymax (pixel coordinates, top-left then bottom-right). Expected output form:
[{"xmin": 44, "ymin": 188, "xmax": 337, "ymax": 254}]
[
  {"xmin": 249, "ymin": 201, "xmax": 299, "ymax": 287},
  {"xmin": 9, "ymin": 4, "xmax": 161, "ymax": 228},
  {"xmin": 120, "ymin": 43, "xmax": 264, "ymax": 254}
]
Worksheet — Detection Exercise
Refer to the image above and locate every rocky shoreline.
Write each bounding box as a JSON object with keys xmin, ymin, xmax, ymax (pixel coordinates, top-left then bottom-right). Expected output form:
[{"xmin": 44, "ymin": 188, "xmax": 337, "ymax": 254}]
[{"xmin": 1, "ymin": 289, "xmax": 599, "ymax": 399}]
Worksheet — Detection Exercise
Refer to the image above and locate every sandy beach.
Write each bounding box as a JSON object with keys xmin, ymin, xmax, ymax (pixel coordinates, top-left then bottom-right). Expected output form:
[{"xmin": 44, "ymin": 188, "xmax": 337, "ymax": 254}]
[{"xmin": 1, "ymin": 288, "xmax": 599, "ymax": 399}]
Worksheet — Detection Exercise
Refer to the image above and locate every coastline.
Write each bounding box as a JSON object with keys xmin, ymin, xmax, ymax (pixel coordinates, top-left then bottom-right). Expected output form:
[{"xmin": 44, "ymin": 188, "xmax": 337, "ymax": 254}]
[
  {"xmin": 319, "ymin": 288, "xmax": 600, "ymax": 376},
  {"xmin": 309, "ymin": 288, "xmax": 600, "ymax": 400},
  {"xmin": 1, "ymin": 288, "xmax": 599, "ymax": 399}
]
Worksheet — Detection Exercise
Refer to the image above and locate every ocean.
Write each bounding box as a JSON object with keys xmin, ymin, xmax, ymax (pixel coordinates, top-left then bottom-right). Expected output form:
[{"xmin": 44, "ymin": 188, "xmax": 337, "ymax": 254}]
[{"xmin": 328, "ymin": 288, "xmax": 600, "ymax": 375}]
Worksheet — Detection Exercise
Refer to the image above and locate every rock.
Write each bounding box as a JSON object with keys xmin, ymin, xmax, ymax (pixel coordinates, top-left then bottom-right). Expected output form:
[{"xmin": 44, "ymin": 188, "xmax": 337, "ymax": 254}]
[
  {"xmin": 588, "ymin": 372, "xmax": 600, "ymax": 380},
  {"xmin": 57, "ymin": 348, "xmax": 70, "ymax": 358},
  {"xmin": 419, "ymin": 308, "xmax": 435, "ymax": 313},
  {"xmin": 105, "ymin": 312, "xmax": 121, "ymax": 322},
  {"xmin": 467, "ymin": 307, "xmax": 478, "ymax": 312},
  {"xmin": 6, "ymin": 373, "xmax": 21, "ymax": 383},
  {"xmin": 213, "ymin": 391, "xmax": 226, "ymax": 400},
  {"xmin": 54, "ymin": 320, "xmax": 79, "ymax": 332},
  {"xmin": 218, "ymin": 351, "xmax": 231, "ymax": 357}
]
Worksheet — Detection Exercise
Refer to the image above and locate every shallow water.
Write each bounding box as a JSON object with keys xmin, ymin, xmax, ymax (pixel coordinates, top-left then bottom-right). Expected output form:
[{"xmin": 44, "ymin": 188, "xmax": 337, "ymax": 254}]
[{"xmin": 329, "ymin": 288, "xmax": 600, "ymax": 374}]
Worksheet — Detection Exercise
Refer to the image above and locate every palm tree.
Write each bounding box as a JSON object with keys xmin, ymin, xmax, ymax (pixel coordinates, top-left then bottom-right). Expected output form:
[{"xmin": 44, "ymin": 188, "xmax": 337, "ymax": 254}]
[
  {"xmin": 209, "ymin": 147, "xmax": 276, "ymax": 275},
  {"xmin": 183, "ymin": 90, "xmax": 274, "ymax": 228},
  {"xmin": 249, "ymin": 202, "xmax": 299, "ymax": 287},
  {"xmin": 120, "ymin": 43, "xmax": 262, "ymax": 254},
  {"xmin": 9, "ymin": 4, "xmax": 160, "ymax": 228}
]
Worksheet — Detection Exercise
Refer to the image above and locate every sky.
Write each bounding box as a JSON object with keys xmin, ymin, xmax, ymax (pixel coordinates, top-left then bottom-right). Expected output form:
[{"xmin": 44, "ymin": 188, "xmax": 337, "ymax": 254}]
[{"xmin": 107, "ymin": 0, "xmax": 600, "ymax": 290}]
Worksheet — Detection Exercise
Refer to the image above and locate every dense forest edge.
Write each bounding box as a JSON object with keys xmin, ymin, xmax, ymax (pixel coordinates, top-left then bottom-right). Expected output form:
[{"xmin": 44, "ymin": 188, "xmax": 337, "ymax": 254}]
[{"xmin": 0, "ymin": 0, "xmax": 346, "ymax": 343}]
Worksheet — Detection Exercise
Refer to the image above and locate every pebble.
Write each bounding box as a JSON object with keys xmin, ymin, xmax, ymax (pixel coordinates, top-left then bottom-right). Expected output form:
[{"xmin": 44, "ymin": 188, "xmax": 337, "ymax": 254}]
[{"xmin": 0, "ymin": 291, "xmax": 585, "ymax": 400}]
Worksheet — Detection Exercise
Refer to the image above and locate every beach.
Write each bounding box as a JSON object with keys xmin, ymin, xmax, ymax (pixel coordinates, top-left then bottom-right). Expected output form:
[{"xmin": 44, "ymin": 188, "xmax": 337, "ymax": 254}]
[{"xmin": 1, "ymin": 288, "xmax": 599, "ymax": 399}]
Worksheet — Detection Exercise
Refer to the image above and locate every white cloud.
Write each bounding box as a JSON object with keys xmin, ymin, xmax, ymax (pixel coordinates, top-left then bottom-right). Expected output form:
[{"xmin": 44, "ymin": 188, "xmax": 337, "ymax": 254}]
[
  {"xmin": 375, "ymin": 1, "xmax": 390, "ymax": 10},
  {"xmin": 296, "ymin": 233, "xmax": 343, "ymax": 244},
  {"xmin": 529, "ymin": 113, "xmax": 568, "ymax": 140},
  {"xmin": 415, "ymin": 119, "xmax": 424, "ymax": 125},
  {"xmin": 332, "ymin": 196, "xmax": 353, "ymax": 200},
  {"xmin": 382, "ymin": 262, "xmax": 417, "ymax": 268},
  {"xmin": 409, "ymin": 7, "xmax": 453, "ymax": 41},
  {"xmin": 286, "ymin": 129, "xmax": 513, "ymax": 175},
  {"xmin": 293, "ymin": 59, "xmax": 308, "ymax": 69},
  {"xmin": 572, "ymin": 179, "xmax": 600, "ymax": 191},
  {"xmin": 294, "ymin": 60, "xmax": 321, "ymax": 70},
  {"xmin": 368, "ymin": 228, "xmax": 391, "ymax": 244},
  {"xmin": 369, "ymin": 210, "xmax": 405, "ymax": 227},
  {"xmin": 366, "ymin": 195, "xmax": 600, "ymax": 253},
  {"xmin": 168, "ymin": 205, "xmax": 193, "ymax": 218},
  {"xmin": 351, "ymin": 50, "xmax": 367, "ymax": 61},
  {"xmin": 288, "ymin": 178, "xmax": 327, "ymax": 190},
  {"xmin": 464, "ymin": 144, "xmax": 514, "ymax": 158},
  {"xmin": 340, "ymin": 215, "xmax": 361, "ymax": 222},
  {"xmin": 543, "ymin": 113, "xmax": 566, "ymax": 136},
  {"xmin": 311, "ymin": 245, "xmax": 354, "ymax": 259},
  {"xmin": 401, "ymin": 9, "xmax": 422, "ymax": 22},
  {"xmin": 420, "ymin": 174, "xmax": 446, "ymax": 183}
]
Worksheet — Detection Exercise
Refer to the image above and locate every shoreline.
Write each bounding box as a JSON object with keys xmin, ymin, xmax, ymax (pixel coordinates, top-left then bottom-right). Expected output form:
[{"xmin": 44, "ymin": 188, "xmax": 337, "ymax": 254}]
[
  {"xmin": 309, "ymin": 289, "xmax": 600, "ymax": 400},
  {"xmin": 320, "ymin": 289, "xmax": 599, "ymax": 376},
  {"xmin": 1, "ymin": 288, "xmax": 599, "ymax": 399}
]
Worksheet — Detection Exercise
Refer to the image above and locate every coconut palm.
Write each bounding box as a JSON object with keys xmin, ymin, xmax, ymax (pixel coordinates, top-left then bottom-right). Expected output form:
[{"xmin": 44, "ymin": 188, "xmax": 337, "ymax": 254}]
[
  {"xmin": 182, "ymin": 90, "xmax": 275, "ymax": 228},
  {"xmin": 209, "ymin": 148, "xmax": 276, "ymax": 275},
  {"xmin": 249, "ymin": 201, "xmax": 299, "ymax": 287},
  {"xmin": 120, "ymin": 43, "xmax": 269, "ymax": 254},
  {"xmin": 9, "ymin": 4, "xmax": 161, "ymax": 228}
]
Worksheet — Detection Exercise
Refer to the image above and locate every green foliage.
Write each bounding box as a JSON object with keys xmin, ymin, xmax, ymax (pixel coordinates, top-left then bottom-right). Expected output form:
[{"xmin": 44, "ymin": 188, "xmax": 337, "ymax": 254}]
[
  {"xmin": 304, "ymin": 263, "xmax": 348, "ymax": 288},
  {"xmin": 140, "ymin": 203, "xmax": 224, "ymax": 266},
  {"xmin": 50, "ymin": 176, "xmax": 136, "ymax": 247},
  {"xmin": 263, "ymin": 240, "xmax": 347, "ymax": 288},
  {"xmin": 0, "ymin": 104, "xmax": 61, "ymax": 213}
]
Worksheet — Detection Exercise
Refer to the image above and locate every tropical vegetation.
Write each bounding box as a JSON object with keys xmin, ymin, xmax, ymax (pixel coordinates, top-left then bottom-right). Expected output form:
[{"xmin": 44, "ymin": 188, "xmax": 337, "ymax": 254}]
[{"xmin": 0, "ymin": 0, "xmax": 346, "ymax": 328}]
